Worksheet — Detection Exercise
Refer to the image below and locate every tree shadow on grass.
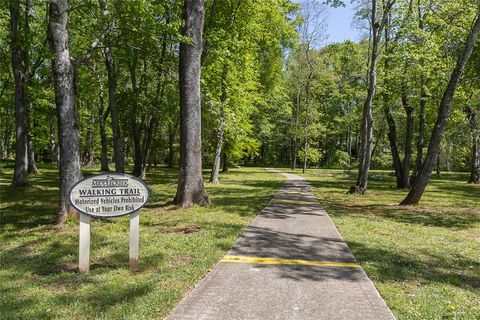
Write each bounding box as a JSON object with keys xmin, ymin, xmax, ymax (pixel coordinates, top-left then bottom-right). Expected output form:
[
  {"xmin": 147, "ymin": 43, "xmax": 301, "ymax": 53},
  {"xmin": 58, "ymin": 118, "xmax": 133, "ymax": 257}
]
[
  {"xmin": 346, "ymin": 240, "xmax": 480, "ymax": 292},
  {"xmin": 324, "ymin": 201, "xmax": 480, "ymax": 229}
]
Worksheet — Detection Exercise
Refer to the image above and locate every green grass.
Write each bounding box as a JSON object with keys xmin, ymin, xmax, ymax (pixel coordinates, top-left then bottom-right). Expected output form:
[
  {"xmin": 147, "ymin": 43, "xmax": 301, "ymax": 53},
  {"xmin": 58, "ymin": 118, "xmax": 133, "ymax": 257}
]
[
  {"xmin": 0, "ymin": 165, "xmax": 284, "ymax": 319},
  {"xmin": 296, "ymin": 169, "xmax": 480, "ymax": 320},
  {"xmin": 2, "ymin": 165, "xmax": 479, "ymax": 319}
]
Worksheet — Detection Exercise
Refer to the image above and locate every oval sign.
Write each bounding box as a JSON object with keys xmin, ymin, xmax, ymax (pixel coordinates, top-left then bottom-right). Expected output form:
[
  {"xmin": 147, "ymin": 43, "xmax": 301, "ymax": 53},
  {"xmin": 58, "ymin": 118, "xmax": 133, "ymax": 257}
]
[{"xmin": 69, "ymin": 173, "xmax": 150, "ymax": 218}]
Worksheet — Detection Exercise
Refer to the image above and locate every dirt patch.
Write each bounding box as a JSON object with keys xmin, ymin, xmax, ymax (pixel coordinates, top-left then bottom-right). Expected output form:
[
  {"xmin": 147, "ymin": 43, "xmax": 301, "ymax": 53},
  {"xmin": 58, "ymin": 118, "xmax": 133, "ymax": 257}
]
[{"xmin": 170, "ymin": 226, "xmax": 201, "ymax": 234}]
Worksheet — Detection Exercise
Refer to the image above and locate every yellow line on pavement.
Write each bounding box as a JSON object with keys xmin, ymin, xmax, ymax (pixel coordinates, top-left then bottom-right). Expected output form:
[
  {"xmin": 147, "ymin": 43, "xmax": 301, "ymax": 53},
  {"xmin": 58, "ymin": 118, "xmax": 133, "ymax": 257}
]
[
  {"xmin": 271, "ymin": 199, "xmax": 318, "ymax": 205},
  {"xmin": 280, "ymin": 191, "xmax": 311, "ymax": 196},
  {"xmin": 221, "ymin": 255, "xmax": 361, "ymax": 268}
]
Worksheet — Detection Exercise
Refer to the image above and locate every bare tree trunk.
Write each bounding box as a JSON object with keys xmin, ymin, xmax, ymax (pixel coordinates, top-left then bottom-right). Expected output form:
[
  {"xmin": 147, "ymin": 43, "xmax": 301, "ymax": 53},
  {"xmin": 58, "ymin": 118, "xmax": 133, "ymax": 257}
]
[
  {"xmin": 48, "ymin": 0, "xmax": 83, "ymax": 222},
  {"xmin": 402, "ymin": 85, "xmax": 414, "ymax": 188},
  {"xmin": 98, "ymin": 81, "xmax": 110, "ymax": 171},
  {"xmin": 291, "ymin": 88, "xmax": 300, "ymax": 170},
  {"xmin": 401, "ymin": 11, "xmax": 480, "ymax": 205},
  {"xmin": 49, "ymin": 109, "xmax": 58, "ymax": 163},
  {"xmin": 302, "ymin": 103, "xmax": 308, "ymax": 174},
  {"xmin": 168, "ymin": 122, "xmax": 176, "ymax": 168},
  {"xmin": 82, "ymin": 113, "xmax": 95, "ymax": 167},
  {"xmin": 27, "ymin": 136, "xmax": 39, "ymax": 174},
  {"xmin": 208, "ymin": 3, "xmax": 241, "ymax": 182},
  {"xmin": 9, "ymin": 0, "xmax": 30, "ymax": 187},
  {"xmin": 446, "ymin": 143, "xmax": 451, "ymax": 172},
  {"xmin": 410, "ymin": 1, "xmax": 426, "ymax": 186},
  {"xmin": 209, "ymin": 119, "xmax": 224, "ymax": 184},
  {"xmin": 465, "ymin": 107, "xmax": 479, "ymax": 183},
  {"xmin": 350, "ymin": 0, "xmax": 391, "ymax": 194},
  {"xmin": 302, "ymin": 47, "xmax": 313, "ymax": 174},
  {"xmin": 99, "ymin": 0, "xmax": 123, "ymax": 173},
  {"xmin": 436, "ymin": 152, "xmax": 441, "ymax": 175},
  {"xmin": 104, "ymin": 48, "xmax": 124, "ymax": 173},
  {"xmin": 222, "ymin": 151, "xmax": 228, "ymax": 173},
  {"xmin": 129, "ymin": 59, "xmax": 143, "ymax": 178},
  {"xmin": 347, "ymin": 126, "xmax": 352, "ymax": 166},
  {"xmin": 26, "ymin": 100, "xmax": 39, "ymax": 174},
  {"xmin": 384, "ymin": 104, "xmax": 404, "ymax": 187},
  {"xmin": 382, "ymin": 15, "xmax": 408, "ymax": 189},
  {"xmin": 141, "ymin": 117, "xmax": 157, "ymax": 178},
  {"xmin": 209, "ymin": 64, "xmax": 227, "ymax": 184},
  {"xmin": 411, "ymin": 76, "xmax": 426, "ymax": 186},
  {"xmin": 174, "ymin": 0, "xmax": 209, "ymax": 207}
]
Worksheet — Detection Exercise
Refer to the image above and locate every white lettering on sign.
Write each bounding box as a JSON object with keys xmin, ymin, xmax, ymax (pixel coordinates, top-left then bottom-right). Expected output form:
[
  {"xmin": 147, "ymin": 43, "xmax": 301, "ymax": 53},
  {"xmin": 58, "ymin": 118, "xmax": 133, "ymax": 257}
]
[{"xmin": 69, "ymin": 174, "xmax": 150, "ymax": 218}]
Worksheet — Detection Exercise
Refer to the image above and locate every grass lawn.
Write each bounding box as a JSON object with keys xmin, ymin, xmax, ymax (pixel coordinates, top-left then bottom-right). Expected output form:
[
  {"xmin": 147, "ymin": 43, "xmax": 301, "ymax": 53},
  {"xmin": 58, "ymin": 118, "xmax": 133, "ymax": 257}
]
[
  {"xmin": 1, "ymin": 164, "xmax": 479, "ymax": 320},
  {"xmin": 297, "ymin": 169, "xmax": 480, "ymax": 320},
  {"xmin": 0, "ymin": 165, "xmax": 284, "ymax": 319}
]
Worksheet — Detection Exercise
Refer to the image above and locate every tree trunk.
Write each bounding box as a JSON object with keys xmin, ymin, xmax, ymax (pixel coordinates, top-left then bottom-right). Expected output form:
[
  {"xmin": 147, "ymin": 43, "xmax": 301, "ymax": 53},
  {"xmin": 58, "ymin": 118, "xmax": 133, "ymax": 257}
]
[
  {"xmin": 410, "ymin": 2, "xmax": 426, "ymax": 187},
  {"xmin": 104, "ymin": 48, "xmax": 124, "ymax": 173},
  {"xmin": 382, "ymin": 67, "xmax": 403, "ymax": 187},
  {"xmin": 302, "ymin": 46, "xmax": 313, "ymax": 174},
  {"xmin": 174, "ymin": 0, "xmax": 209, "ymax": 207},
  {"xmin": 347, "ymin": 125, "xmax": 352, "ymax": 166},
  {"xmin": 27, "ymin": 136, "xmax": 39, "ymax": 174},
  {"xmin": 410, "ymin": 76, "xmax": 426, "ymax": 186},
  {"xmin": 402, "ymin": 85, "xmax": 414, "ymax": 188},
  {"xmin": 222, "ymin": 151, "xmax": 228, "ymax": 173},
  {"xmin": 99, "ymin": 0, "xmax": 123, "ymax": 173},
  {"xmin": 436, "ymin": 152, "xmax": 441, "ymax": 175},
  {"xmin": 400, "ymin": 12, "xmax": 480, "ymax": 205},
  {"xmin": 98, "ymin": 82, "xmax": 110, "ymax": 172},
  {"xmin": 382, "ymin": 15, "xmax": 407, "ymax": 189},
  {"xmin": 9, "ymin": 0, "xmax": 30, "ymax": 187},
  {"xmin": 291, "ymin": 88, "xmax": 300, "ymax": 170},
  {"xmin": 26, "ymin": 99, "xmax": 39, "ymax": 174},
  {"xmin": 82, "ymin": 113, "xmax": 95, "ymax": 167},
  {"xmin": 465, "ymin": 108, "xmax": 479, "ymax": 183},
  {"xmin": 350, "ymin": 0, "xmax": 387, "ymax": 195},
  {"xmin": 48, "ymin": 0, "xmax": 83, "ymax": 222},
  {"xmin": 49, "ymin": 108, "xmax": 58, "ymax": 163},
  {"xmin": 209, "ymin": 64, "xmax": 227, "ymax": 184},
  {"xmin": 168, "ymin": 122, "xmax": 176, "ymax": 168},
  {"xmin": 384, "ymin": 104, "xmax": 404, "ymax": 187},
  {"xmin": 141, "ymin": 117, "xmax": 157, "ymax": 178},
  {"xmin": 129, "ymin": 60, "xmax": 143, "ymax": 178},
  {"xmin": 209, "ymin": 120, "xmax": 224, "ymax": 184},
  {"xmin": 302, "ymin": 112, "xmax": 308, "ymax": 174}
]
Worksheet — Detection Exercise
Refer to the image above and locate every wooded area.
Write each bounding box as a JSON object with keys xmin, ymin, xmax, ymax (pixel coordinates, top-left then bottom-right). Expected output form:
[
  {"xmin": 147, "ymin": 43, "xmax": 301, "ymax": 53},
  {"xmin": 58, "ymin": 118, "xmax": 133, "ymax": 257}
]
[{"xmin": 1, "ymin": 0, "xmax": 479, "ymax": 221}]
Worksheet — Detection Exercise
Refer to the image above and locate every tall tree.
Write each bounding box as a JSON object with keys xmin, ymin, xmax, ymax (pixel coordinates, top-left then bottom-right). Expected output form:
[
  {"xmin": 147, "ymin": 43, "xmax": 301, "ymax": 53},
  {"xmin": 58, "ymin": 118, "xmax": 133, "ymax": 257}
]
[
  {"xmin": 9, "ymin": 0, "xmax": 30, "ymax": 187},
  {"xmin": 48, "ymin": 0, "xmax": 83, "ymax": 222},
  {"xmin": 174, "ymin": 0, "xmax": 209, "ymax": 207},
  {"xmin": 349, "ymin": 0, "xmax": 395, "ymax": 194},
  {"xmin": 207, "ymin": 0, "xmax": 242, "ymax": 185},
  {"xmin": 99, "ymin": 0, "xmax": 124, "ymax": 173},
  {"xmin": 400, "ymin": 11, "xmax": 480, "ymax": 205}
]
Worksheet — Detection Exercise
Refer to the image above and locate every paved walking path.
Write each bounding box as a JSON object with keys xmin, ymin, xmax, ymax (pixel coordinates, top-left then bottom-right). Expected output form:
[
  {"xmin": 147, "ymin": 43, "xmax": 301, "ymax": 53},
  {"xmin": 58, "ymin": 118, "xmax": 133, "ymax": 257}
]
[{"xmin": 167, "ymin": 170, "xmax": 395, "ymax": 320}]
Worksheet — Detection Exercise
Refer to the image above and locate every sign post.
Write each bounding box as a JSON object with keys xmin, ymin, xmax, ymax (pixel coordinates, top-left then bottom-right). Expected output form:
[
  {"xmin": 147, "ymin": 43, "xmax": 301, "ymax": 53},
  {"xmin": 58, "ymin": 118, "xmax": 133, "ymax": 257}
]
[
  {"xmin": 129, "ymin": 210, "xmax": 140, "ymax": 270},
  {"xmin": 79, "ymin": 213, "xmax": 91, "ymax": 273},
  {"xmin": 69, "ymin": 174, "xmax": 150, "ymax": 273}
]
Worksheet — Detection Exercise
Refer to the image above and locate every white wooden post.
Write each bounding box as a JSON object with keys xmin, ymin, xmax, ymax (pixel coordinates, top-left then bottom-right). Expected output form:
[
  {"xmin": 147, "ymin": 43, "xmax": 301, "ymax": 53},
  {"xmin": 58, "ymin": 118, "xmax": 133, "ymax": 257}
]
[
  {"xmin": 129, "ymin": 210, "xmax": 140, "ymax": 270},
  {"xmin": 79, "ymin": 213, "xmax": 91, "ymax": 273}
]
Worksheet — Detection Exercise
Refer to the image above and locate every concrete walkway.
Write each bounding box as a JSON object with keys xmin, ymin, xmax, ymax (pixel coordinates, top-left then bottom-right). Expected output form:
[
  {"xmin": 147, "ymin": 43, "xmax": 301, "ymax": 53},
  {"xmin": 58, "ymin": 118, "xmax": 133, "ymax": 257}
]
[{"xmin": 167, "ymin": 170, "xmax": 395, "ymax": 320}]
